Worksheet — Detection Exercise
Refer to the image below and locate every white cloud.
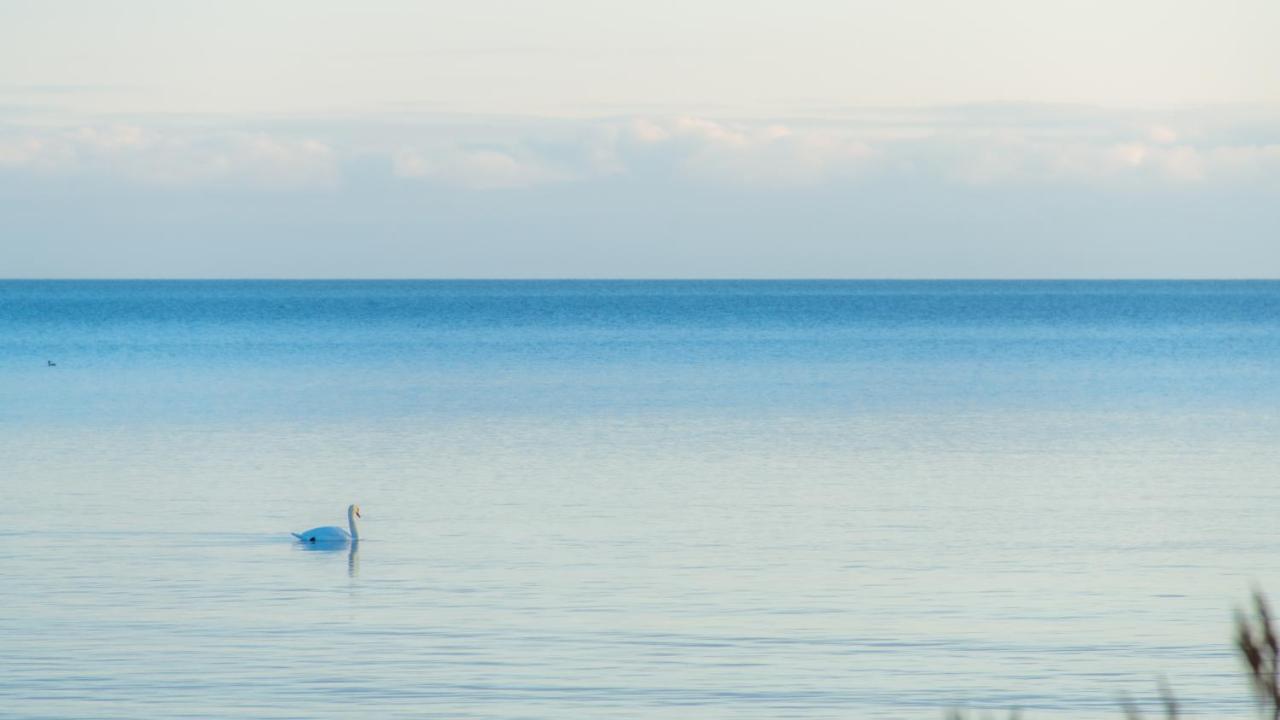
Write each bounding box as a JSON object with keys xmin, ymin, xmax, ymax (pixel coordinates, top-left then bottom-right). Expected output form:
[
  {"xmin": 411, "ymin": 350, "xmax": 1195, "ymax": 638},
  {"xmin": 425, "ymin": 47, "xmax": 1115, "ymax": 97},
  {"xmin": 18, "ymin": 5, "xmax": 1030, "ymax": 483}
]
[
  {"xmin": 1148, "ymin": 125, "xmax": 1179, "ymax": 144},
  {"xmin": 392, "ymin": 146, "xmax": 567, "ymax": 189},
  {"xmin": 1039, "ymin": 139, "xmax": 1280, "ymax": 186},
  {"xmin": 0, "ymin": 125, "xmax": 337, "ymax": 189},
  {"xmin": 613, "ymin": 116, "xmax": 873, "ymax": 186},
  {"xmin": 0, "ymin": 135, "xmax": 76, "ymax": 171},
  {"xmin": 2, "ymin": 106, "xmax": 1279, "ymax": 192},
  {"xmin": 906, "ymin": 117, "xmax": 1280, "ymax": 188}
]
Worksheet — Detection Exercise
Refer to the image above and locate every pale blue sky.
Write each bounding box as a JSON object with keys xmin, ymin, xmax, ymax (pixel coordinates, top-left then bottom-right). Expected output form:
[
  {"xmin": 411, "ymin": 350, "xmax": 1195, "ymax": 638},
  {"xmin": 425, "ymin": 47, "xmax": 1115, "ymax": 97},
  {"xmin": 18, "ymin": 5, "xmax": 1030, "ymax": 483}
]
[{"xmin": 2, "ymin": 0, "xmax": 1278, "ymax": 277}]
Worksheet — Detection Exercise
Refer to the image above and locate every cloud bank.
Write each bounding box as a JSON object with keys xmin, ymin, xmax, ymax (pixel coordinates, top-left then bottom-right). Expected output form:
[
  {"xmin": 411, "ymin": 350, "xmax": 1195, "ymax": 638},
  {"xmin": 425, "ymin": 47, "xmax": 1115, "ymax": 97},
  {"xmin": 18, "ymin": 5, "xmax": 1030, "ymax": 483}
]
[
  {"xmin": 2, "ymin": 106, "xmax": 1278, "ymax": 193},
  {"xmin": 1, "ymin": 105, "xmax": 1278, "ymax": 278}
]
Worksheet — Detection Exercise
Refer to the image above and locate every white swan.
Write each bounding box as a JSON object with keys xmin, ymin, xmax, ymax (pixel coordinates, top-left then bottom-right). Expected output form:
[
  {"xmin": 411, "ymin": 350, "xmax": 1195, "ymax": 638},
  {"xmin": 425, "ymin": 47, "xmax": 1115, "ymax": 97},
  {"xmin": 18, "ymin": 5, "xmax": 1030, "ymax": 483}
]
[{"xmin": 293, "ymin": 504, "xmax": 361, "ymax": 544}]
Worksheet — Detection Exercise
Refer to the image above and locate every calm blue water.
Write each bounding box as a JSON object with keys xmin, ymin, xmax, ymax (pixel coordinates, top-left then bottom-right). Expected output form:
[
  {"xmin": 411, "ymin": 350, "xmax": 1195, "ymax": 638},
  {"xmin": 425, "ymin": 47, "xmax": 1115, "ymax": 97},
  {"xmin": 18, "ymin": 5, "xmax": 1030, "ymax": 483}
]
[{"xmin": 2, "ymin": 280, "xmax": 1279, "ymax": 719}]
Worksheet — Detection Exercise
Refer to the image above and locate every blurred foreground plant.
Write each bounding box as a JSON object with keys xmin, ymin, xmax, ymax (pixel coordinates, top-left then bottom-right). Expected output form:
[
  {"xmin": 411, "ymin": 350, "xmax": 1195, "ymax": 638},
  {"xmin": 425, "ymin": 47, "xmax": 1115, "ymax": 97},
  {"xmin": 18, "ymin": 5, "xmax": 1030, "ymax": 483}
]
[
  {"xmin": 1236, "ymin": 591, "xmax": 1280, "ymax": 720},
  {"xmin": 1119, "ymin": 680, "xmax": 1178, "ymax": 720}
]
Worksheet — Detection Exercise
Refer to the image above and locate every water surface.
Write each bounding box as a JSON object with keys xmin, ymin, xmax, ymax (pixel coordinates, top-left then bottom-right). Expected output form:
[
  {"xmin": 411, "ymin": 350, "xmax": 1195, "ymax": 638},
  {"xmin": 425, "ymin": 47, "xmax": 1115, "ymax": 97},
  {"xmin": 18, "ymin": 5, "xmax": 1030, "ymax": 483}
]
[{"xmin": 2, "ymin": 280, "xmax": 1278, "ymax": 719}]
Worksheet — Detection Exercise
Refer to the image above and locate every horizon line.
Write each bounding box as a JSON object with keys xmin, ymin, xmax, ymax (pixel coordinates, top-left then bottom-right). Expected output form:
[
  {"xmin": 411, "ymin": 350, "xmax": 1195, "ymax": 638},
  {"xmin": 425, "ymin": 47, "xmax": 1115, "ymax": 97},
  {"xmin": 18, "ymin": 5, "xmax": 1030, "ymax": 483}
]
[{"xmin": 3, "ymin": 277, "xmax": 1279, "ymax": 283}]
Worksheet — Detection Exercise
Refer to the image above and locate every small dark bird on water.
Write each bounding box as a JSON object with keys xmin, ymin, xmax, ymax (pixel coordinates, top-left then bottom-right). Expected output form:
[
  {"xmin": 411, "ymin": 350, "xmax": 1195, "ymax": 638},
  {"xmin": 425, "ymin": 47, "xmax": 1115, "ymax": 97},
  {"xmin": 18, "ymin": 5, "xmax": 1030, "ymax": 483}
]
[{"xmin": 47, "ymin": 360, "xmax": 56, "ymax": 367}]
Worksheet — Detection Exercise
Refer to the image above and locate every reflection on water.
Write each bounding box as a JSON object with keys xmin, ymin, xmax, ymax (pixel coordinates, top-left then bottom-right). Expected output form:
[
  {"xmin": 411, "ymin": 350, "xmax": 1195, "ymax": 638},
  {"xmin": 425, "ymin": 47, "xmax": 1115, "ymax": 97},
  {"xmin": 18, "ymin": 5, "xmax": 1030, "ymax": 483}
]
[{"xmin": 291, "ymin": 535, "xmax": 360, "ymax": 578}]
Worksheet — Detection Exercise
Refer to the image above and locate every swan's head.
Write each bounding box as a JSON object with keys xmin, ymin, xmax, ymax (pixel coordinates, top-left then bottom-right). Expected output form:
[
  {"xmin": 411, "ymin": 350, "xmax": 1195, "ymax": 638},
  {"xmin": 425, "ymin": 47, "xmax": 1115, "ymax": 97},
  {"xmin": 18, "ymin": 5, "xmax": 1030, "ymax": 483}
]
[{"xmin": 348, "ymin": 504, "xmax": 362, "ymax": 519}]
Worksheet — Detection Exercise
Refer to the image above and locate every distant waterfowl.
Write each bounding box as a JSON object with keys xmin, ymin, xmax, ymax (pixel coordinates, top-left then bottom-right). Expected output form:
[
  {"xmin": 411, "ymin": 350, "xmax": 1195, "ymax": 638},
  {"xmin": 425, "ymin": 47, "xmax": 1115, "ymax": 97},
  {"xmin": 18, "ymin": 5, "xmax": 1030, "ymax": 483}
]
[
  {"xmin": 293, "ymin": 504, "xmax": 361, "ymax": 544},
  {"xmin": 47, "ymin": 360, "xmax": 56, "ymax": 367}
]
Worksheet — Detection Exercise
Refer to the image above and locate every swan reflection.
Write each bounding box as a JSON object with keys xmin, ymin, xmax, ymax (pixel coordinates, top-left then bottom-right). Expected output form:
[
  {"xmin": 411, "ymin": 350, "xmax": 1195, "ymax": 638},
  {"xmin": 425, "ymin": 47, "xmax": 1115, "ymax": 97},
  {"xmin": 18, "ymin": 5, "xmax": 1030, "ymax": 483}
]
[{"xmin": 294, "ymin": 536, "xmax": 360, "ymax": 577}]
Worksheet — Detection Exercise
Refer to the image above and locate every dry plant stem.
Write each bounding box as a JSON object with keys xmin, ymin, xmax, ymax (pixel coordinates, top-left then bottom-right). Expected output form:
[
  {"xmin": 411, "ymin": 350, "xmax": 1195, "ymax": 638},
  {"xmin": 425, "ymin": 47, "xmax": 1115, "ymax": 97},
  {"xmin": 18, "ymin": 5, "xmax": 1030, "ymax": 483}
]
[{"xmin": 1235, "ymin": 591, "xmax": 1280, "ymax": 720}]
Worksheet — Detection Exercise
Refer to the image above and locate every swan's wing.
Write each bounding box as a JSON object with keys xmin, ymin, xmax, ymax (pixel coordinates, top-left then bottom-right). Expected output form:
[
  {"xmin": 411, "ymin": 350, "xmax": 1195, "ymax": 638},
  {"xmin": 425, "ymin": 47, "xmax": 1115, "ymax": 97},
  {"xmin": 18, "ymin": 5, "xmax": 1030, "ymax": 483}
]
[{"xmin": 293, "ymin": 526, "xmax": 350, "ymax": 542}]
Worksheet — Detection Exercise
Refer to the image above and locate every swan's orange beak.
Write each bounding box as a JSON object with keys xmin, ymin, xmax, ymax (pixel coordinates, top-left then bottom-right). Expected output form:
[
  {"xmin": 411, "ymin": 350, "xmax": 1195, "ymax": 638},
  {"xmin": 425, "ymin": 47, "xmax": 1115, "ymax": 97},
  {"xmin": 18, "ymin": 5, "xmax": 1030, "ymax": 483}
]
[{"xmin": 355, "ymin": 508, "xmax": 362, "ymax": 518}]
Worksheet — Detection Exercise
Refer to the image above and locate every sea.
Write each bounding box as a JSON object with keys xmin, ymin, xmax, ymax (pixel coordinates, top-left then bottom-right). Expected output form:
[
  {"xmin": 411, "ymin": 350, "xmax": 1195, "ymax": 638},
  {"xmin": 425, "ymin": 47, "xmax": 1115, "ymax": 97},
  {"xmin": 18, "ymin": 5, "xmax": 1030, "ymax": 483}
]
[{"xmin": 1, "ymin": 280, "xmax": 1278, "ymax": 720}]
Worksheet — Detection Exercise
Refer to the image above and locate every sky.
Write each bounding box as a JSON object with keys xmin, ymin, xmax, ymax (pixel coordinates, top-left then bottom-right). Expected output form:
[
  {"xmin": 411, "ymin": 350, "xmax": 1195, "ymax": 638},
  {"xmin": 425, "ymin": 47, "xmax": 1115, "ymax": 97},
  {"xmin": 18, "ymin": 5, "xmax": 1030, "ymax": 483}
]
[{"xmin": 1, "ymin": 0, "xmax": 1278, "ymax": 278}]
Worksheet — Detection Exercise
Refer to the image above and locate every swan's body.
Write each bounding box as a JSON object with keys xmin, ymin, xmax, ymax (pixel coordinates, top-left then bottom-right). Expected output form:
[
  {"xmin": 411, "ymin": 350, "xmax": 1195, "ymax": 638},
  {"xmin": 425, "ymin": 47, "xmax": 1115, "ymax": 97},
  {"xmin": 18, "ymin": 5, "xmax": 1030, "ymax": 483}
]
[
  {"xmin": 292, "ymin": 526, "xmax": 351, "ymax": 543},
  {"xmin": 293, "ymin": 504, "xmax": 361, "ymax": 544}
]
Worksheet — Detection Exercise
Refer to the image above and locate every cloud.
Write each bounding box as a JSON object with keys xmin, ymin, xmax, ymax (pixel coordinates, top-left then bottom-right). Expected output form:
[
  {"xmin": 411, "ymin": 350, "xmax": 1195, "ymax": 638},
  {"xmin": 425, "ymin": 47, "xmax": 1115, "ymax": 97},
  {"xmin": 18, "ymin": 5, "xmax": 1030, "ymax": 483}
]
[
  {"xmin": 1148, "ymin": 125, "xmax": 1179, "ymax": 144},
  {"xmin": 2, "ymin": 105, "xmax": 1279, "ymax": 193},
  {"xmin": 0, "ymin": 124, "xmax": 337, "ymax": 189},
  {"xmin": 612, "ymin": 116, "xmax": 874, "ymax": 186},
  {"xmin": 939, "ymin": 132, "xmax": 1280, "ymax": 187},
  {"xmin": 0, "ymin": 135, "xmax": 76, "ymax": 172},
  {"xmin": 392, "ymin": 147, "xmax": 567, "ymax": 189}
]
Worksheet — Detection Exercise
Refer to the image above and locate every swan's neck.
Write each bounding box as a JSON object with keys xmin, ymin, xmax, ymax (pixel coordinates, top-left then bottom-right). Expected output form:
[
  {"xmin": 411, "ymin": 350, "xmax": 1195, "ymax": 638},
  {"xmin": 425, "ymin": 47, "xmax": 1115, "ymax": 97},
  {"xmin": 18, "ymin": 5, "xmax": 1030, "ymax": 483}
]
[{"xmin": 348, "ymin": 513, "xmax": 360, "ymax": 540}]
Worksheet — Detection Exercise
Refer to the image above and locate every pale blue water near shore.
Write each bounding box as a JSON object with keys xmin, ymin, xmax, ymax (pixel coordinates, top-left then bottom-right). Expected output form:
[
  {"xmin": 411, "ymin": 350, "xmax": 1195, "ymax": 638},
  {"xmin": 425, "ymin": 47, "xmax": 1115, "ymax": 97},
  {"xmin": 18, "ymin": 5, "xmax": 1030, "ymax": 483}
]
[{"xmin": 2, "ymin": 280, "xmax": 1280, "ymax": 719}]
